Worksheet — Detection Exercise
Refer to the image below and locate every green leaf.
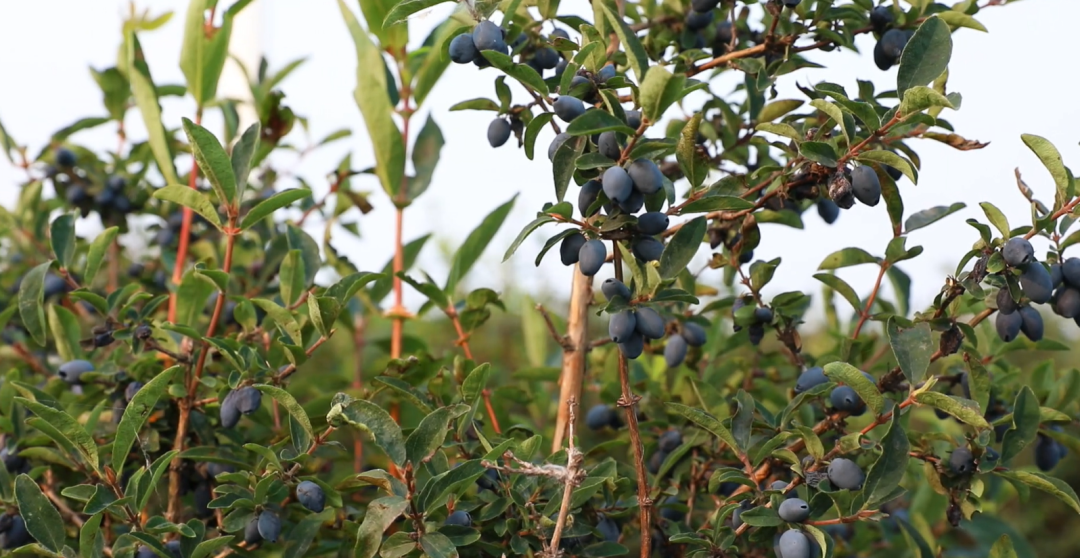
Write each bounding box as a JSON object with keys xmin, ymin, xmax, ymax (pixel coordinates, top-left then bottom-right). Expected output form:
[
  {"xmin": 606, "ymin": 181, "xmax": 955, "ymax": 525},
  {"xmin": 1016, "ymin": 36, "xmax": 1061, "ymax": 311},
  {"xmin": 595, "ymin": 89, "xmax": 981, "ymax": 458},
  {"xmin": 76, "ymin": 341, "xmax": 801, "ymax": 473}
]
[
  {"xmin": 738, "ymin": 506, "xmax": 782, "ymax": 527},
  {"xmin": 112, "ymin": 365, "xmax": 178, "ymax": 477},
  {"xmin": 282, "ymin": 516, "xmax": 322, "ymax": 558},
  {"xmin": 857, "ymin": 150, "xmax": 917, "ymax": 184},
  {"xmin": 600, "ymin": 2, "xmax": 649, "ymax": 83},
  {"xmin": 503, "ymin": 216, "xmax": 555, "ymax": 262},
  {"xmin": 180, "ymin": 0, "xmax": 249, "ymax": 106},
  {"xmin": 799, "ymin": 141, "xmax": 838, "ymax": 167},
  {"xmin": 445, "ymin": 195, "xmax": 517, "ymax": 293},
  {"xmin": 677, "ymin": 195, "xmax": 755, "ymax": 214},
  {"xmin": 813, "ymin": 273, "xmax": 862, "ymax": 313},
  {"xmin": 565, "ymin": 110, "xmax": 636, "ymax": 137},
  {"xmin": 340, "ymin": 0, "xmax": 405, "ymax": 197},
  {"xmin": 638, "ymin": 65, "xmax": 683, "ymax": 123},
  {"xmin": 49, "ymin": 213, "xmax": 76, "ymax": 270},
  {"xmin": 1021, "ymin": 134, "xmax": 1072, "ymax": 207},
  {"xmin": 860, "ymin": 411, "xmax": 909, "ymax": 508},
  {"xmin": 251, "ymin": 298, "xmax": 303, "ymax": 345},
  {"xmin": 14, "ymin": 474, "xmax": 65, "ymax": 552},
  {"xmin": 191, "ymin": 536, "xmax": 234, "ymax": 558},
  {"xmin": 449, "ymin": 98, "xmax": 500, "ymax": 112},
  {"xmin": 989, "ymin": 535, "xmax": 1018, "ymax": 558},
  {"xmin": 240, "ymin": 188, "xmax": 312, "ymax": 230},
  {"xmin": 937, "ymin": 11, "xmax": 988, "ymax": 32},
  {"xmin": 897, "ymin": 16, "xmax": 953, "ymax": 99},
  {"xmin": 47, "ymin": 305, "xmax": 81, "ymax": 362},
  {"xmin": 405, "ymin": 404, "xmax": 469, "ymax": 465},
  {"xmin": 756, "ymin": 122, "xmax": 802, "ymax": 142},
  {"xmin": 383, "ymin": 0, "xmax": 451, "ymax": 26},
  {"xmin": 153, "ymin": 184, "xmax": 222, "ymax": 229},
  {"xmin": 979, "ymin": 202, "xmax": 1011, "ymax": 238},
  {"xmin": 995, "ymin": 470, "xmax": 1080, "ymax": 515},
  {"xmin": 327, "ymin": 394, "xmax": 406, "ymax": 466},
  {"xmin": 279, "ymin": 250, "xmax": 306, "ymax": 308},
  {"xmin": 254, "ymin": 384, "xmax": 315, "ymax": 452},
  {"xmin": 664, "ymin": 402, "xmax": 741, "ymax": 455},
  {"xmin": 354, "ymin": 496, "xmax": 409, "ymax": 558},
  {"xmin": 182, "ymin": 117, "xmax": 237, "ymax": 205},
  {"xmin": 137, "ymin": 450, "xmax": 178, "ymax": 511},
  {"xmin": 899, "ymin": 85, "xmax": 954, "ymax": 115},
  {"xmin": 1000, "ymin": 386, "xmax": 1039, "ymax": 464},
  {"xmin": 408, "ymin": 114, "xmax": 445, "ymax": 200},
  {"xmin": 887, "ymin": 319, "xmax": 932, "ymax": 382},
  {"xmin": 479, "ymin": 50, "xmax": 548, "ymax": 95},
  {"xmin": 904, "ymin": 203, "xmax": 965, "ymax": 233},
  {"xmin": 677, "ymin": 113, "xmax": 708, "ymax": 189},
  {"xmin": 823, "ymin": 362, "xmax": 884, "ymax": 415},
  {"xmin": 79, "ymin": 512, "xmax": 104, "ymax": 558},
  {"xmin": 125, "ymin": 32, "xmax": 179, "ymax": 185},
  {"xmin": 231, "ymin": 122, "xmax": 260, "ymax": 195},
  {"xmin": 810, "ymin": 99, "xmax": 848, "ymax": 141},
  {"xmin": 552, "ymin": 135, "xmax": 585, "ymax": 201},
  {"xmin": 965, "ymin": 358, "xmax": 992, "ymax": 417},
  {"xmin": 18, "ymin": 261, "xmax": 53, "ymax": 346},
  {"xmin": 523, "ymin": 112, "xmax": 552, "ymax": 160},
  {"xmin": 84, "ymin": 227, "xmax": 119, "ymax": 286},
  {"xmin": 757, "ymin": 99, "xmax": 804, "ymax": 123},
  {"xmin": 818, "ymin": 248, "xmax": 878, "ymax": 270},
  {"xmin": 17, "ymin": 398, "xmax": 99, "ymax": 474},
  {"xmin": 913, "ymin": 392, "xmax": 989, "ymax": 429},
  {"xmin": 659, "ymin": 217, "xmax": 705, "ymax": 280},
  {"xmin": 399, "ymin": 273, "xmax": 450, "ymax": 308}
]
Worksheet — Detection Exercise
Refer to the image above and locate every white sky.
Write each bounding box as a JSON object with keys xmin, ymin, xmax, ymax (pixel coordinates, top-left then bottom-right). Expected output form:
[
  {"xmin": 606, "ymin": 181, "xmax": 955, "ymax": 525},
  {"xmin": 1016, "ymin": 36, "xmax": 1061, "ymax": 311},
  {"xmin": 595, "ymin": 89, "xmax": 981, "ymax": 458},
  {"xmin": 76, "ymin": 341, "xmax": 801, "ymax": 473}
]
[{"xmin": 2, "ymin": 1, "xmax": 1078, "ymax": 326}]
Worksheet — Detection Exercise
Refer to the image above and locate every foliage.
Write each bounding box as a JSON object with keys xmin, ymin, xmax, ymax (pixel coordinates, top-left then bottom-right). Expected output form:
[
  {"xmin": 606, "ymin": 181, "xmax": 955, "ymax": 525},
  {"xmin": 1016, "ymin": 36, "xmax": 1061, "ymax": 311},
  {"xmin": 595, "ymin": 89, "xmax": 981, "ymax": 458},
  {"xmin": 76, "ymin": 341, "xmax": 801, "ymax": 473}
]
[{"xmin": 0, "ymin": 0, "xmax": 1078, "ymax": 558}]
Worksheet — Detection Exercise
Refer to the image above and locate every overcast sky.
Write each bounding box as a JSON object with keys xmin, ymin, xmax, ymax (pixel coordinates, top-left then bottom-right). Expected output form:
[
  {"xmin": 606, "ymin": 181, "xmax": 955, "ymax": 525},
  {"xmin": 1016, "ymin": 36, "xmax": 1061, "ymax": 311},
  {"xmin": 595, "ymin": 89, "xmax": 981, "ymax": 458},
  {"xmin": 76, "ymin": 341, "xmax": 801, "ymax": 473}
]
[{"xmin": 2, "ymin": 1, "xmax": 1078, "ymax": 327}]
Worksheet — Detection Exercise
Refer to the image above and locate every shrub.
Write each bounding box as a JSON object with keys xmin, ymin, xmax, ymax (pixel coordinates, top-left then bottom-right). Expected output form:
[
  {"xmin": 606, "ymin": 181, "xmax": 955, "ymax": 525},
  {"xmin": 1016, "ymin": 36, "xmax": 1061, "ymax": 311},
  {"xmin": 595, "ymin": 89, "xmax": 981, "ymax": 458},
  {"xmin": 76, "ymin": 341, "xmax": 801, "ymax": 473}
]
[{"xmin": 0, "ymin": 0, "xmax": 1076, "ymax": 557}]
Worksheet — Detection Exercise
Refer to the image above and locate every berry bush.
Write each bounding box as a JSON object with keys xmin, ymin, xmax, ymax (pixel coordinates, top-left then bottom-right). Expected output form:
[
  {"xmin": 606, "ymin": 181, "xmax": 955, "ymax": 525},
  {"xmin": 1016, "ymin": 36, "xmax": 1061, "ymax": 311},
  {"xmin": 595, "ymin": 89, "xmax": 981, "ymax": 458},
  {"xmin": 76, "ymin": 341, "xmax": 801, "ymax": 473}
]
[{"xmin": 0, "ymin": 0, "xmax": 1078, "ymax": 557}]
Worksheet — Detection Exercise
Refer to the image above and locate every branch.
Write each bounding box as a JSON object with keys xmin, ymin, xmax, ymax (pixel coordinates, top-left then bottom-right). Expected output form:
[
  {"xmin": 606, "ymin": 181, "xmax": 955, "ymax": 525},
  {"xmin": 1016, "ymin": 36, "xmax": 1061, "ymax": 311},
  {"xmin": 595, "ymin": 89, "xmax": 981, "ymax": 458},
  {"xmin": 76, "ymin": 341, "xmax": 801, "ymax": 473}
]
[
  {"xmin": 552, "ymin": 272, "xmax": 593, "ymax": 451},
  {"xmin": 545, "ymin": 398, "xmax": 586, "ymax": 557}
]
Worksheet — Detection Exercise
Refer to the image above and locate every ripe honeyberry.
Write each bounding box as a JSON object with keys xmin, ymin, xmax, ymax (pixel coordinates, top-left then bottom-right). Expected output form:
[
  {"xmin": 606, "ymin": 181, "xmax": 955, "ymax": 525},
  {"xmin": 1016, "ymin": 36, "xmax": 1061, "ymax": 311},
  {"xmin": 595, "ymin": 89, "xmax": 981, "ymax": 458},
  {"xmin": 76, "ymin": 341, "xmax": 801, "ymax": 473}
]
[
  {"xmin": 617, "ymin": 331, "xmax": 644, "ymax": 358},
  {"xmin": 601, "ymin": 279, "xmax": 631, "ymax": 301},
  {"xmin": 207, "ymin": 463, "xmax": 235, "ymax": 479},
  {"xmin": 1054, "ymin": 286, "xmax": 1080, "ymax": 318},
  {"xmin": 628, "ymin": 159, "xmax": 664, "ymax": 195},
  {"xmin": 1, "ymin": 447, "xmax": 26, "ymax": 474},
  {"xmin": 609, "ymin": 310, "xmax": 637, "ymax": 344},
  {"xmin": 874, "ymin": 29, "xmax": 911, "ymax": 70},
  {"xmin": 578, "ymin": 239, "xmax": 607, "ymax": 276},
  {"xmin": 553, "ymin": 96, "xmax": 586, "ymax": 122},
  {"xmin": 1035, "ymin": 434, "xmax": 1063, "ymax": 471},
  {"xmin": 632, "ymin": 236, "xmax": 664, "ymax": 262},
  {"xmin": 827, "ymin": 458, "xmax": 865, "ymax": 490},
  {"xmin": 784, "ymin": 0, "xmax": 801, "ymax": 6},
  {"xmin": 472, "ymin": 21, "xmax": 506, "ymax": 52},
  {"xmin": 659, "ymin": 496, "xmax": 685, "ymax": 522},
  {"xmin": 635, "ymin": 307, "xmax": 666, "ymax": 339},
  {"xmin": 220, "ymin": 390, "xmax": 242, "ymax": 429},
  {"xmin": 748, "ymin": 323, "xmax": 765, "ymax": 345},
  {"xmin": 691, "ymin": 0, "xmax": 719, "ymax": 11},
  {"xmin": 449, "ymin": 33, "xmax": 478, "ymax": 63},
  {"xmin": 659, "ymin": 429, "xmax": 683, "ymax": 452},
  {"xmin": 136, "ymin": 546, "xmax": 156, "ymax": 558},
  {"xmin": 56, "ymin": 148, "xmax": 77, "ymax": 167},
  {"xmin": 778, "ymin": 498, "xmax": 811, "ymax": 523},
  {"xmin": 1019, "ymin": 305, "xmax": 1043, "ymax": 341},
  {"xmin": 297, "ymin": 480, "xmax": 326, "ymax": 513},
  {"xmin": 830, "ymin": 386, "xmax": 865, "ymax": 415},
  {"xmin": 664, "ymin": 335, "xmax": 688, "ymax": 368},
  {"xmin": 870, "ymin": 5, "xmax": 894, "ymax": 34},
  {"xmin": 550, "ymin": 28, "xmax": 570, "ymax": 41},
  {"xmin": 1003, "ymin": 237, "xmax": 1035, "ymax": 266},
  {"xmin": 597, "ymin": 516, "xmax": 620, "ymax": 542},
  {"xmin": 681, "ymin": 321, "xmax": 707, "ymax": 346},
  {"xmin": 598, "ymin": 132, "xmax": 622, "ymax": 160},
  {"xmin": 753, "ymin": 307, "xmax": 773, "ymax": 323},
  {"xmin": 476, "ymin": 469, "xmax": 500, "ymax": 491},
  {"xmin": 602, "ymin": 166, "xmax": 633, "ymax": 202},
  {"xmin": 243, "ymin": 517, "xmax": 262, "ymax": 545},
  {"xmin": 596, "ymin": 64, "xmax": 617, "ymax": 82},
  {"xmin": 1061, "ymin": 257, "xmax": 1080, "ymax": 286},
  {"xmin": 548, "ymin": 133, "xmax": 571, "ymax": 161},
  {"xmin": 445, "ymin": 510, "xmax": 473, "ymax": 527},
  {"xmin": 647, "ymin": 450, "xmax": 668, "ymax": 474},
  {"xmin": 578, "ymin": 180, "xmax": 602, "ymax": 217},
  {"xmin": 236, "ymin": 386, "xmax": 262, "ymax": 415},
  {"xmin": 625, "ymin": 110, "xmax": 642, "ymax": 130},
  {"xmin": 58, "ymin": 359, "xmax": 94, "ymax": 384},
  {"xmin": 817, "ymin": 198, "xmax": 839, "ymax": 224},
  {"xmin": 996, "ymin": 287, "xmax": 1018, "ymax": 314},
  {"xmin": 949, "ymin": 446, "xmax": 975, "ymax": 475},
  {"xmin": 685, "ymin": 10, "xmax": 713, "ymax": 31},
  {"xmin": 533, "ymin": 47, "xmax": 560, "ymax": 70},
  {"xmin": 195, "ymin": 481, "xmax": 213, "ymax": 518},
  {"xmin": 1019, "ymin": 262, "xmax": 1053, "ymax": 304},
  {"xmin": 560, "ymin": 233, "xmax": 587, "ymax": 266},
  {"xmin": 770, "ymin": 480, "xmax": 797, "ymax": 498},
  {"xmin": 777, "ymin": 530, "xmax": 811, "ymax": 558},
  {"xmin": 995, "ymin": 310, "xmax": 1022, "ymax": 342},
  {"xmin": 637, "ymin": 211, "xmax": 669, "ymax": 235},
  {"xmin": 488, "ymin": 118, "xmax": 512, "ymax": 147},
  {"xmin": 618, "ymin": 189, "xmax": 645, "ymax": 214},
  {"xmin": 586, "ymin": 404, "xmax": 617, "ymax": 431},
  {"xmin": 258, "ymin": 510, "xmax": 282, "ymax": 543},
  {"xmin": 851, "ymin": 166, "xmax": 881, "ymax": 206}
]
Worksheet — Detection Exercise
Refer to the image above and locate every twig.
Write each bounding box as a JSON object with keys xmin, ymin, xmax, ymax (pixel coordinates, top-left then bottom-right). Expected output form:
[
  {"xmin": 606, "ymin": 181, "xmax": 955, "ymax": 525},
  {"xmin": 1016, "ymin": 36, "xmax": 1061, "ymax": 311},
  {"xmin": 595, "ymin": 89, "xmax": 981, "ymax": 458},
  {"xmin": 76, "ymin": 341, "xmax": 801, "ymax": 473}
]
[
  {"xmin": 851, "ymin": 261, "xmax": 890, "ymax": 339},
  {"xmin": 274, "ymin": 333, "xmax": 335, "ymax": 382},
  {"xmin": 546, "ymin": 397, "xmax": 586, "ymax": 557},
  {"xmin": 552, "ymin": 272, "xmax": 593, "ymax": 451},
  {"xmin": 536, "ymin": 304, "xmax": 574, "ymax": 351}
]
